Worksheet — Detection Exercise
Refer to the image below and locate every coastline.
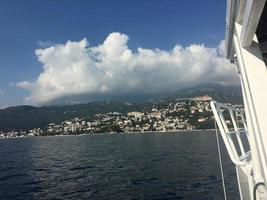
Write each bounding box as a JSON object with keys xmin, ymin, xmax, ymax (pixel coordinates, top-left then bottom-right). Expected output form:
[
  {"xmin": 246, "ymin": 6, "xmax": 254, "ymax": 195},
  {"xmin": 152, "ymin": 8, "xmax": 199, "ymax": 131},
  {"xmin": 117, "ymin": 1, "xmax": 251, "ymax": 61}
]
[{"xmin": 0, "ymin": 129, "xmax": 216, "ymax": 140}]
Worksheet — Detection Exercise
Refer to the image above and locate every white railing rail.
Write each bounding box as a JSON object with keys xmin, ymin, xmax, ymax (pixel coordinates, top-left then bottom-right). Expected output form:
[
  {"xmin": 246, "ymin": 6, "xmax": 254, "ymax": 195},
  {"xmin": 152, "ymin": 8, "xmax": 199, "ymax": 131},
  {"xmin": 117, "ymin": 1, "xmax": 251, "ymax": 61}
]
[{"xmin": 210, "ymin": 101, "xmax": 251, "ymax": 166}]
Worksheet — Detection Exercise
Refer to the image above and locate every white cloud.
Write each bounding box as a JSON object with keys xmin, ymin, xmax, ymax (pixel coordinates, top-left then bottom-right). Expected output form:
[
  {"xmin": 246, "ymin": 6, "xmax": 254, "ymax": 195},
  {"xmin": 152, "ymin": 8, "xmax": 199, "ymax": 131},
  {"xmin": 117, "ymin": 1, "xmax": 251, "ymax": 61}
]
[
  {"xmin": 218, "ymin": 40, "xmax": 226, "ymax": 57},
  {"xmin": 16, "ymin": 81, "xmax": 32, "ymax": 88},
  {"xmin": 37, "ymin": 40, "xmax": 55, "ymax": 48},
  {"xmin": 17, "ymin": 32, "xmax": 238, "ymax": 104}
]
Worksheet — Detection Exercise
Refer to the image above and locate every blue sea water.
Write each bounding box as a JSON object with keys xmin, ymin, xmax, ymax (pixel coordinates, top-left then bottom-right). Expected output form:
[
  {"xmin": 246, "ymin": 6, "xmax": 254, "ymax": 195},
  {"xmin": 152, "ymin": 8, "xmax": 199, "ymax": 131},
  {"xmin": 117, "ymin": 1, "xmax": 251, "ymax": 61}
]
[{"xmin": 0, "ymin": 131, "xmax": 239, "ymax": 200}]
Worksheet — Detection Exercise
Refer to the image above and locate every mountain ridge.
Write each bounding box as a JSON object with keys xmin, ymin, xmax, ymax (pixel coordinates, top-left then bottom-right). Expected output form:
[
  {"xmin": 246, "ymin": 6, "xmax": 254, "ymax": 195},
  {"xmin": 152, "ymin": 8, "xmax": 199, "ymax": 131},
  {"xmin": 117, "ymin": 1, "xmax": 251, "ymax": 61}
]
[{"xmin": 0, "ymin": 84, "xmax": 242, "ymax": 131}]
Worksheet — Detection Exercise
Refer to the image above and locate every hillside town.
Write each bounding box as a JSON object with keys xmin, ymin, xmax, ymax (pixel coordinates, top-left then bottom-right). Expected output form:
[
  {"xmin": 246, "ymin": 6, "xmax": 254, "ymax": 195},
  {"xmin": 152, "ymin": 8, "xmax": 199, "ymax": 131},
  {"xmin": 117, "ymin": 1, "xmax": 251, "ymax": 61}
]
[{"xmin": 0, "ymin": 96, "xmax": 242, "ymax": 138}]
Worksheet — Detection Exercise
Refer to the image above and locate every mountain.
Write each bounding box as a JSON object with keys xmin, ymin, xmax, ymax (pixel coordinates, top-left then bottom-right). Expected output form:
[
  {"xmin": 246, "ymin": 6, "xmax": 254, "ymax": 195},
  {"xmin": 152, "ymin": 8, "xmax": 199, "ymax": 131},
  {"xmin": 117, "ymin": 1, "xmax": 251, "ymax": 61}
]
[
  {"xmin": 0, "ymin": 83, "xmax": 242, "ymax": 131},
  {"xmin": 166, "ymin": 83, "xmax": 243, "ymax": 104},
  {"xmin": 0, "ymin": 101, "xmax": 152, "ymax": 131},
  {"xmin": 46, "ymin": 83, "xmax": 243, "ymax": 105},
  {"xmin": 45, "ymin": 93, "xmax": 163, "ymax": 106}
]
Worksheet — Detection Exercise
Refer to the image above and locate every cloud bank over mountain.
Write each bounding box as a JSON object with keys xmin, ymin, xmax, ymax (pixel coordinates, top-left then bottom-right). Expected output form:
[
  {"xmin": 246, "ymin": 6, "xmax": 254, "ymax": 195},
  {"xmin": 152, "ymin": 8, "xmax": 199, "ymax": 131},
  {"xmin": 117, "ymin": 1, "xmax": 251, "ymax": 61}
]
[{"xmin": 17, "ymin": 32, "xmax": 238, "ymax": 104}]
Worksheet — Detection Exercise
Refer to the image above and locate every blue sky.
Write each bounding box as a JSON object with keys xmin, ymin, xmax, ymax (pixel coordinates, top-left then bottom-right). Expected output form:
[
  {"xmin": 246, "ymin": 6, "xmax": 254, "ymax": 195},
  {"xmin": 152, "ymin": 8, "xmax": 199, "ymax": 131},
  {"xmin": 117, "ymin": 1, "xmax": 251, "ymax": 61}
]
[{"xmin": 0, "ymin": 0, "xmax": 229, "ymax": 107}]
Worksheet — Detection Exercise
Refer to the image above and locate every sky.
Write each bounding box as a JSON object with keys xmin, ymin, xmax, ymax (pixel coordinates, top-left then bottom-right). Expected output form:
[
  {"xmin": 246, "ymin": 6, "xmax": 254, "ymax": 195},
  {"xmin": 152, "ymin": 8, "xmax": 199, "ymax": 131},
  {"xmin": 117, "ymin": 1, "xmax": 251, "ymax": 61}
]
[{"xmin": 0, "ymin": 0, "xmax": 238, "ymax": 108}]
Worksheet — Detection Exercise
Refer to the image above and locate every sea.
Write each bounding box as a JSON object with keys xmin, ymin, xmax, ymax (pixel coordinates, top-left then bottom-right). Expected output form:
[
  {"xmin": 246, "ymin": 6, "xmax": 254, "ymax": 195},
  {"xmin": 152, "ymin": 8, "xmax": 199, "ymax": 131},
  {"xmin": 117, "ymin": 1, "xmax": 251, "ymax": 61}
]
[{"xmin": 0, "ymin": 131, "xmax": 239, "ymax": 200}]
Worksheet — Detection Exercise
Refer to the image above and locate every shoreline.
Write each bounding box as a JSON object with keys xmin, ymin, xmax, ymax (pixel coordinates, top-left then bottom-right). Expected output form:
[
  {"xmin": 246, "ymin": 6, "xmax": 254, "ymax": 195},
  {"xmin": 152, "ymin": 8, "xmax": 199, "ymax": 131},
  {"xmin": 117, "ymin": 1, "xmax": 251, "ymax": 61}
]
[{"xmin": 0, "ymin": 129, "xmax": 216, "ymax": 140}]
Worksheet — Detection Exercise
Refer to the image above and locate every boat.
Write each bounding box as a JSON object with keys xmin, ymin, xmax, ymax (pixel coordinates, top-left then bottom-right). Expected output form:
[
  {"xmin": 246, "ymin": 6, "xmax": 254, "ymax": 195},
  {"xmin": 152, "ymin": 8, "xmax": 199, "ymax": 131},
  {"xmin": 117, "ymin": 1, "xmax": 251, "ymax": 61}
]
[{"xmin": 210, "ymin": 0, "xmax": 267, "ymax": 199}]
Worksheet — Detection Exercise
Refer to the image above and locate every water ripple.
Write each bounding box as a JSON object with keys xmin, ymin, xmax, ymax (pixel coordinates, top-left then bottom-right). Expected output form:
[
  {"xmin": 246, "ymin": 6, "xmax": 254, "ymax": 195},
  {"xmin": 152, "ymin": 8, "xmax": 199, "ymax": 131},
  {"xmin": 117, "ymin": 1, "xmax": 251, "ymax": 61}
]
[{"xmin": 0, "ymin": 132, "xmax": 239, "ymax": 200}]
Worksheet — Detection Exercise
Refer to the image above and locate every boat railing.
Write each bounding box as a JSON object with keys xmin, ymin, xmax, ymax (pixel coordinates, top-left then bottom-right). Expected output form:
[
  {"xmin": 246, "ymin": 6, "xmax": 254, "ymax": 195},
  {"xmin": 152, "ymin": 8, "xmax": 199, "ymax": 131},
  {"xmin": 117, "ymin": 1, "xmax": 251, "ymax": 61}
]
[{"xmin": 210, "ymin": 101, "xmax": 251, "ymax": 166}]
